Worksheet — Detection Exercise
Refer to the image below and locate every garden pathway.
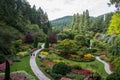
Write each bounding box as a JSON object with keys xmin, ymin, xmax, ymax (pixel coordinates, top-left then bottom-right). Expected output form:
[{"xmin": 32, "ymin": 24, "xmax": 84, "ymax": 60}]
[
  {"xmin": 30, "ymin": 44, "xmax": 50, "ymax": 80},
  {"xmin": 96, "ymin": 56, "xmax": 112, "ymax": 74}
]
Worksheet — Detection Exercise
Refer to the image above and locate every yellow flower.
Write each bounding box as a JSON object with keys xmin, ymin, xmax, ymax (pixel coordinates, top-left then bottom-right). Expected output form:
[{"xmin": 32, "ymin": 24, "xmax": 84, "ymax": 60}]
[
  {"xmin": 84, "ymin": 54, "xmax": 93, "ymax": 58},
  {"xmin": 40, "ymin": 51, "xmax": 48, "ymax": 55}
]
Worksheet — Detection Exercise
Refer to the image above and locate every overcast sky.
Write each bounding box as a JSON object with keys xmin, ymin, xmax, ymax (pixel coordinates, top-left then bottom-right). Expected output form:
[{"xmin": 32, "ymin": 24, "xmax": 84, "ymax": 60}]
[{"xmin": 28, "ymin": 0, "xmax": 115, "ymax": 20}]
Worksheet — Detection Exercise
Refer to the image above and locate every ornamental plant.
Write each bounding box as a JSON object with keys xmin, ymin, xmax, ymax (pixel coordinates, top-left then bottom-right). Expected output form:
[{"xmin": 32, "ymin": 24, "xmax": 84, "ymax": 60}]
[
  {"xmin": 84, "ymin": 54, "xmax": 93, "ymax": 59},
  {"xmin": 16, "ymin": 52, "xmax": 27, "ymax": 57},
  {"xmin": 52, "ymin": 62, "xmax": 71, "ymax": 75},
  {"xmin": 40, "ymin": 51, "xmax": 48, "ymax": 55},
  {"xmin": 56, "ymin": 39, "xmax": 77, "ymax": 55}
]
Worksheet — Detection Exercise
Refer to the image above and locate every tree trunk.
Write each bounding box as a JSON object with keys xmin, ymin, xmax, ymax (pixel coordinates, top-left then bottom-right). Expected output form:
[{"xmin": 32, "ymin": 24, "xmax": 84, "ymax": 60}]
[{"xmin": 5, "ymin": 60, "xmax": 10, "ymax": 80}]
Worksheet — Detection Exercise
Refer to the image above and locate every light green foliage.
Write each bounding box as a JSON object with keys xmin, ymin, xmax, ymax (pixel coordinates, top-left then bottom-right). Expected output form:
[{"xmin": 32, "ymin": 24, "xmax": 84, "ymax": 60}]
[
  {"xmin": 26, "ymin": 24, "xmax": 40, "ymax": 32},
  {"xmin": 110, "ymin": 35, "xmax": 120, "ymax": 56},
  {"xmin": 108, "ymin": 13, "xmax": 120, "ymax": 34},
  {"xmin": 71, "ymin": 10, "xmax": 90, "ymax": 33},
  {"xmin": 107, "ymin": 34, "xmax": 116, "ymax": 45},
  {"xmin": 56, "ymin": 39, "xmax": 77, "ymax": 55},
  {"xmin": 92, "ymin": 40, "xmax": 106, "ymax": 50},
  {"xmin": 112, "ymin": 57, "xmax": 120, "ymax": 70},
  {"xmin": 57, "ymin": 33, "xmax": 68, "ymax": 40}
]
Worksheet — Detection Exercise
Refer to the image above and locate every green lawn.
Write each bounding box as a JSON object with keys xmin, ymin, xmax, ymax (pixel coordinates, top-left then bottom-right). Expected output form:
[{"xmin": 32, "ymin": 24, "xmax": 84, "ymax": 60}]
[
  {"xmin": 47, "ymin": 53, "xmax": 108, "ymax": 77},
  {"xmin": 10, "ymin": 56, "xmax": 39, "ymax": 80}
]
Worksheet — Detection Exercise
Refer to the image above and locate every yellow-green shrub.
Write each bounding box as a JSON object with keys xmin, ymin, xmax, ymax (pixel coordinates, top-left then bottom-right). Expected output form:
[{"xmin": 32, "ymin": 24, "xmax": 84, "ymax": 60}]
[
  {"xmin": 16, "ymin": 52, "xmax": 27, "ymax": 57},
  {"xmin": 84, "ymin": 54, "xmax": 93, "ymax": 59},
  {"xmin": 40, "ymin": 51, "xmax": 48, "ymax": 55}
]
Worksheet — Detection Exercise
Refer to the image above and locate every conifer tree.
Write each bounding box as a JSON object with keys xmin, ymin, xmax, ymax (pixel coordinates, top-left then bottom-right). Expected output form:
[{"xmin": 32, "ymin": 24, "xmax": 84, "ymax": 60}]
[{"xmin": 45, "ymin": 37, "xmax": 49, "ymax": 48}]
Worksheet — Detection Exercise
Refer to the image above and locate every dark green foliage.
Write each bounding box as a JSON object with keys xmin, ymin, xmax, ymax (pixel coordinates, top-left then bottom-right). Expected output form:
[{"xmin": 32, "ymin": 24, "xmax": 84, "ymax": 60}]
[
  {"xmin": 109, "ymin": 0, "xmax": 120, "ymax": 12},
  {"xmin": 57, "ymin": 33, "xmax": 68, "ymax": 40},
  {"xmin": 5, "ymin": 60, "xmax": 10, "ymax": 80},
  {"xmin": 109, "ymin": 35, "xmax": 120, "ymax": 56},
  {"xmin": 41, "ymin": 48, "xmax": 49, "ymax": 52},
  {"xmin": 74, "ymin": 35, "xmax": 86, "ymax": 47},
  {"xmin": 80, "ymin": 48, "xmax": 97, "ymax": 54},
  {"xmin": 106, "ymin": 69, "xmax": 120, "ymax": 80},
  {"xmin": 52, "ymin": 62, "xmax": 71, "ymax": 75},
  {"xmin": 71, "ymin": 11, "xmax": 113, "ymax": 34},
  {"xmin": 93, "ymin": 72, "xmax": 102, "ymax": 80},
  {"xmin": 45, "ymin": 37, "xmax": 49, "ymax": 48},
  {"xmin": 48, "ymin": 70, "xmax": 62, "ymax": 80},
  {"xmin": 72, "ymin": 65, "xmax": 82, "ymax": 70},
  {"xmin": 33, "ymin": 37, "xmax": 38, "ymax": 48}
]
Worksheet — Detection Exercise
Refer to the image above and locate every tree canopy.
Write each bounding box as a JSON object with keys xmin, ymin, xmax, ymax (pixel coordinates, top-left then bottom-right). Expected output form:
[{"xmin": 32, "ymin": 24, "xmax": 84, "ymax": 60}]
[{"xmin": 107, "ymin": 13, "xmax": 120, "ymax": 35}]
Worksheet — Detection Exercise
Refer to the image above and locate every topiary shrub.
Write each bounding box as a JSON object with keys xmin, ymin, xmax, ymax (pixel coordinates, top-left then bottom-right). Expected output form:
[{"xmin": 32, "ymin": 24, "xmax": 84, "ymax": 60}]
[{"xmin": 52, "ymin": 62, "xmax": 71, "ymax": 75}]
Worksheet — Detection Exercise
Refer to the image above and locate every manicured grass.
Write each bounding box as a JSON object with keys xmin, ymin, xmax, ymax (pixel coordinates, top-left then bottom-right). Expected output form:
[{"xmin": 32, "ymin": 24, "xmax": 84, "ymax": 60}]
[
  {"xmin": 47, "ymin": 53, "xmax": 108, "ymax": 77},
  {"xmin": 10, "ymin": 56, "xmax": 39, "ymax": 80}
]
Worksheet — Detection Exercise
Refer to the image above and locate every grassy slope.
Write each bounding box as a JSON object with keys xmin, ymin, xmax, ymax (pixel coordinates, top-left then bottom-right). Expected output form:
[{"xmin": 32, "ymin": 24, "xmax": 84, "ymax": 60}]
[{"xmin": 10, "ymin": 56, "xmax": 39, "ymax": 80}]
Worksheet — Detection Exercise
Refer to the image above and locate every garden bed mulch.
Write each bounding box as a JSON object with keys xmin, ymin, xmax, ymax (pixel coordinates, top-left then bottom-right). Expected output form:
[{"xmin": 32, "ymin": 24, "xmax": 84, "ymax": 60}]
[
  {"xmin": 71, "ymin": 69, "xmax": 92, "ymax": 75},
  {"xmin": 41, "ymin": 59, "xmax": 55, "ymax": 68}
]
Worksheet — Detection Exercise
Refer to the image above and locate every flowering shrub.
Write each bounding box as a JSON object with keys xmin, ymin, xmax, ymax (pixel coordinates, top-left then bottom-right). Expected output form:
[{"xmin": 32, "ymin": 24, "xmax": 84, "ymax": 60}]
[
  {"xmin": 0, "ymin": 71, "xmax": 35, "ymax": 80},
  {"xmin": 0, "ymin": 60, "xmax": 13, "ymax": 71},
  {"xmin": 40, "ymin": 51, "xmax": 48, "ymax": 55},
  {"xmin": 80, "ymin": 69, "xmax": 92, "ymax": 75},
  {"xmin": 16, "ymin": 52, "xmax": 27, "ymax": 57},
  {"xmin": 84, "ymin": 54, "xmax": 93, "ymax": 59}
]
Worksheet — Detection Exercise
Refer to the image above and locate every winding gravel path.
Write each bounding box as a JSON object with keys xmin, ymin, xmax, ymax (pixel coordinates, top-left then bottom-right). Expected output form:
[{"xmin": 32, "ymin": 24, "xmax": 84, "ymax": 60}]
[
  {"xmin": 30, "ymin": 44, "xmax": 50, "ymax": 80},
  {"xmin": 96, "ymin": 56, "xmax": 112, "ymax": 74}
]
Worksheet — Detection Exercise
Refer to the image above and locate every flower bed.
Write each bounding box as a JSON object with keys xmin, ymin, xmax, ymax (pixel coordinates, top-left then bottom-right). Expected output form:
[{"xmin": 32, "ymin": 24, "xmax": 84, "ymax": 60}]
[
  {"xmin": 0, "ymin": 71, "xmax": 35, "ymax": 80},
  {"xmin": 0, "ymin": 60, "xmax": 13, "ymax": 71}
]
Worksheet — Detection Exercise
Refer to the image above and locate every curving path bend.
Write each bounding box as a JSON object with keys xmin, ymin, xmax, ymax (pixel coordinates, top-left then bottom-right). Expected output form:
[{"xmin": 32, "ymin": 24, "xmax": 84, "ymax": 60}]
[
  {"xmin": 96, "ymin": 56, "xmax": 112, "ymax": 74},
  {"xmin": 30, "ymin": 44, "xmax": 50, "ymax": 80}
]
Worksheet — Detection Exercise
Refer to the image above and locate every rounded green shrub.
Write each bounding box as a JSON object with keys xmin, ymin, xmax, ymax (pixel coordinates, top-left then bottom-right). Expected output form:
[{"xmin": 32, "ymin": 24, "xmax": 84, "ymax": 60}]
[{"xmin": 52, "ymin": 62, "xmax": 71, "ymax": 75}]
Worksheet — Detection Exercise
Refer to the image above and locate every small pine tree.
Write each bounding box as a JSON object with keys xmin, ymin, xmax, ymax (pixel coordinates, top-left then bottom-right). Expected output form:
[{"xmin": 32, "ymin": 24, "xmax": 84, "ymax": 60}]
[
  {"xmin": 33, "ymin": 37, "xmax": 38, "ymax": 48},
  {"xmin": 45, "ymin": 37, "xmax": 49, "ymax": 48}
]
